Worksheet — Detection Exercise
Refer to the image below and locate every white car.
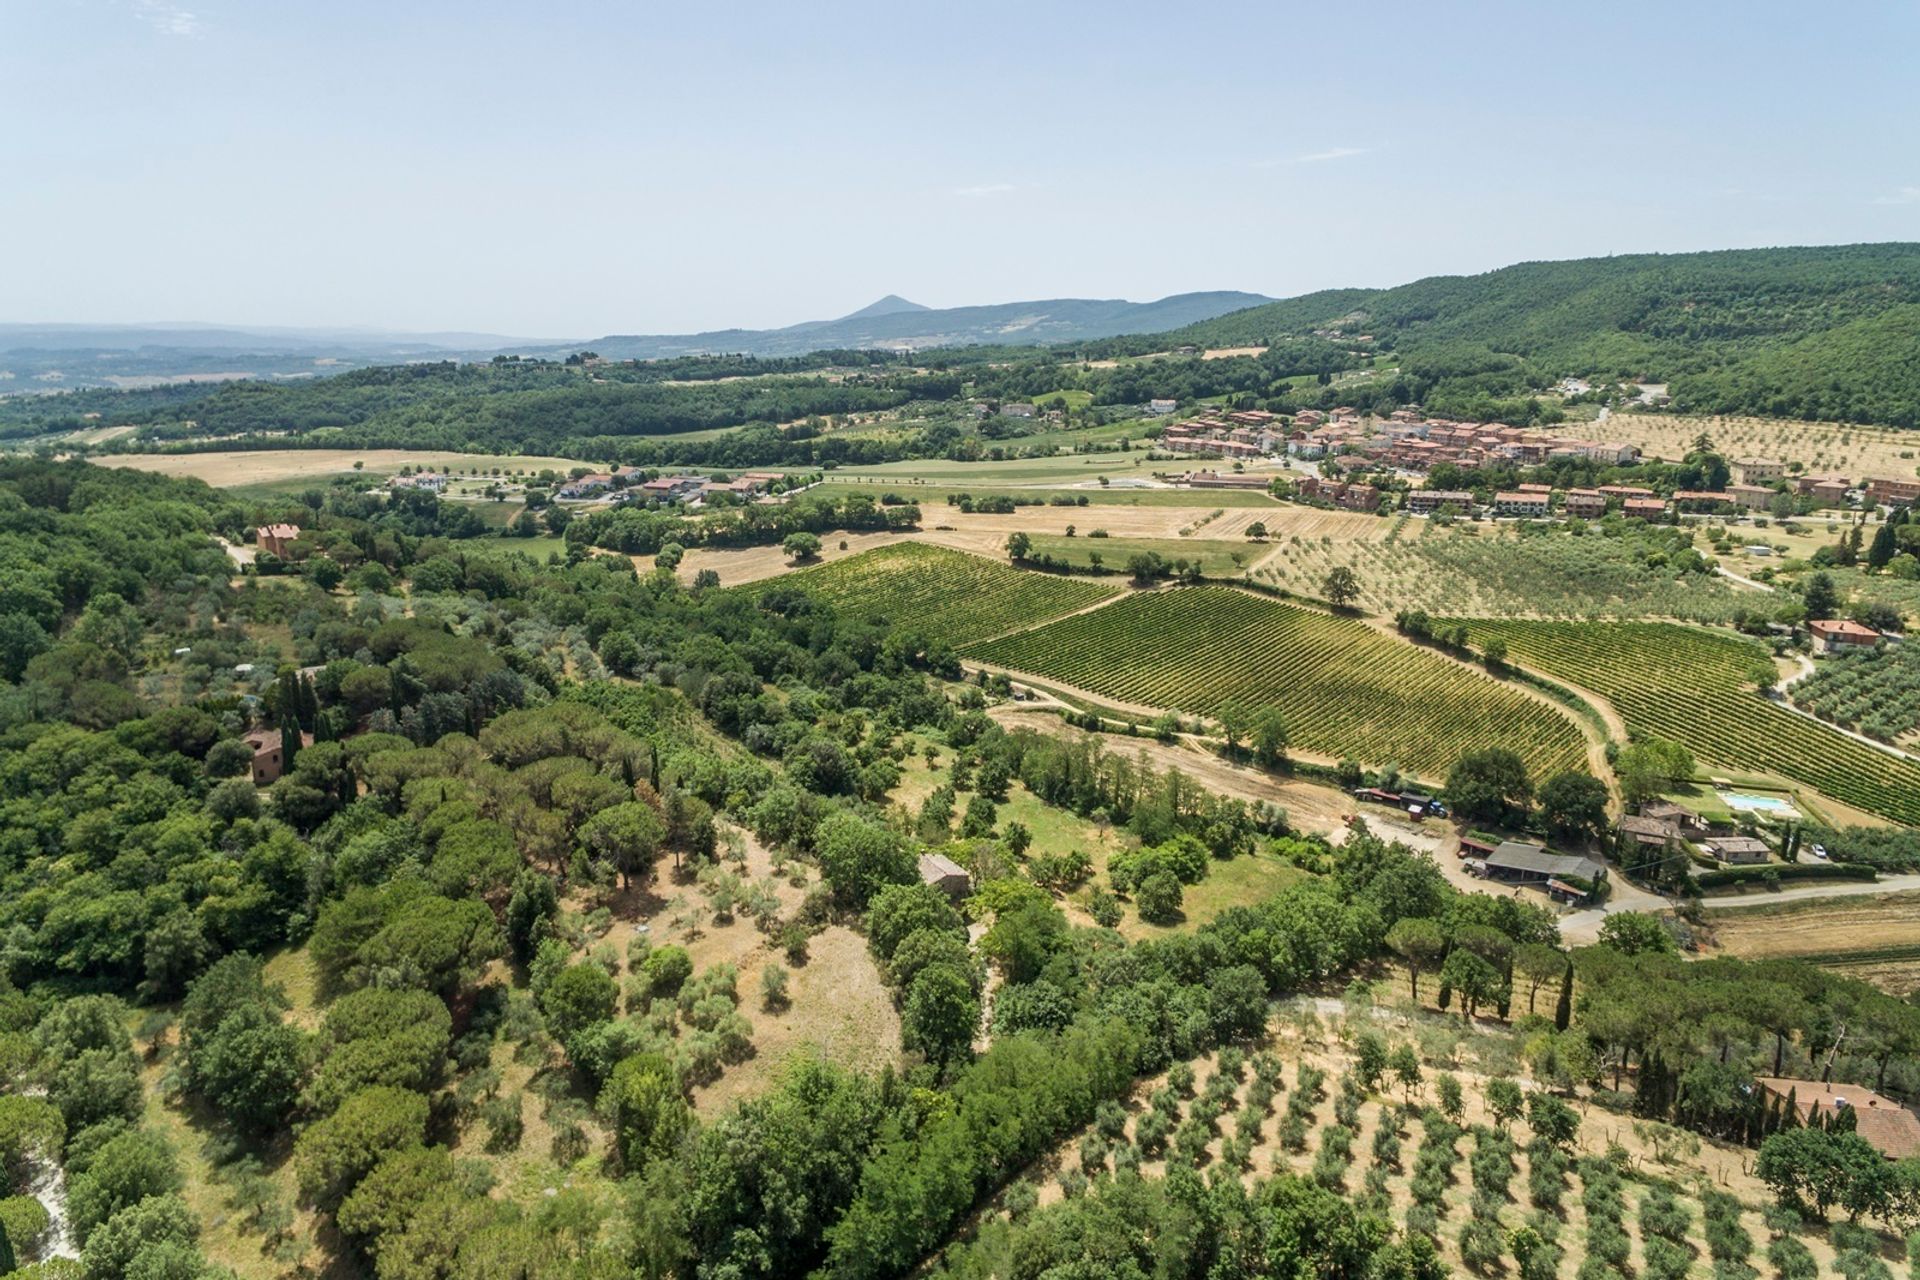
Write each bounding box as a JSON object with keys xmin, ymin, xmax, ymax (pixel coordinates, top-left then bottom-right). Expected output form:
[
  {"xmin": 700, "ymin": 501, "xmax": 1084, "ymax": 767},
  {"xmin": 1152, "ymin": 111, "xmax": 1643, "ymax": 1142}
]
[{"xmin": 1811, "ymin": 844, "xmax": 1828, "ymax": 860}]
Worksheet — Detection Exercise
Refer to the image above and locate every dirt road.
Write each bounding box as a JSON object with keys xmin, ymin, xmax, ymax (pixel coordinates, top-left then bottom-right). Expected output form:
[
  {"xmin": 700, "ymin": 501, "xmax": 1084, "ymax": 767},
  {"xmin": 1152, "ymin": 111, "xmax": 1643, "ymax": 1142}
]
[{"xmin": 985, "ymin": 705, "xmax": 1360, "ymax": 835}]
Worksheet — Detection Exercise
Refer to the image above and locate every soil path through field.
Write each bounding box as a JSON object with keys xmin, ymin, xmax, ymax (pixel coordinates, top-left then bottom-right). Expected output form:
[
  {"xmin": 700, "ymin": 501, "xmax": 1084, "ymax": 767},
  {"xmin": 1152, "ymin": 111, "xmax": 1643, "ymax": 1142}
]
[{"xmin": 1715, "ymin": 564, "xmax": 1776, "ymax": 592}]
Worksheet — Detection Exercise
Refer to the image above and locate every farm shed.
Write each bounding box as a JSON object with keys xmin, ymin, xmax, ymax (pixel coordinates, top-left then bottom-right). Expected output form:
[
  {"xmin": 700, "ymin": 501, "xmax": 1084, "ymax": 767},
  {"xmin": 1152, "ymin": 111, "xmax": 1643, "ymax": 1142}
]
[
  {"xmin": 917, "ymin": 853, "xmax": 972, "ymax": 900},
  {"xmin": 1482, "ymin": 842, "xmax": 1606, "ymax": 896}
]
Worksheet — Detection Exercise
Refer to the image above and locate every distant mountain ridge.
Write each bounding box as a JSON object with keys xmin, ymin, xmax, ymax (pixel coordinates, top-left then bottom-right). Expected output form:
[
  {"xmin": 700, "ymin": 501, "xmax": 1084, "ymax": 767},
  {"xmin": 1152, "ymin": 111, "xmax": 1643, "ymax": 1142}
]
[{"xmin": 545, "ymin": 291, "xmax": 1276, "ymax": 361}]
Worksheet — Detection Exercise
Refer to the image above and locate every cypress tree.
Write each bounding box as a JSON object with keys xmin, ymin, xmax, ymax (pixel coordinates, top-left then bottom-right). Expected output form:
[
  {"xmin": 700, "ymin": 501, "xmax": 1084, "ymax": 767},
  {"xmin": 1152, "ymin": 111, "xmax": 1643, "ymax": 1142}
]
[
  {"xmin": 278, "ymin": 707, "xmax": 301, "ymax": 776},
  {"xmin": 1553, "ymin": 960, "xmax": 1573, "ymax": 1031},
  {"xmin": 1868, "ymin": 521, "xmax": 1898, "ymax": 569}
]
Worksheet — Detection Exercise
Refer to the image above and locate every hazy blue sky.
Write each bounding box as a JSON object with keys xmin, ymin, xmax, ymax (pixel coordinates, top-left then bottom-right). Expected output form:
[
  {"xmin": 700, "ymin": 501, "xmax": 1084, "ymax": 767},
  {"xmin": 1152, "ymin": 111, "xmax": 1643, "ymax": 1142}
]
[{"xmin": 5, "ymin": 0, "xmax": 1917, "ymax": 336}]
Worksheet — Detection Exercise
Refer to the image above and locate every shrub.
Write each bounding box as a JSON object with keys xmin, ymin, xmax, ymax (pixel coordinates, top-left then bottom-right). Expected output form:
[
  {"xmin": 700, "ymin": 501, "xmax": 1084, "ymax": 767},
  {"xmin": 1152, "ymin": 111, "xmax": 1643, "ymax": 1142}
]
[
  {"xmin": 1643, "ymin": 1238, "xmax": 1694, "ymax": 1280},
  {"xmin": 1767, "ymin": 1235, "xmax": 1816, "ymax": 1280},
  {"xmin": 1640, "ymin": 1186, "xmax": 1693, "ymax": 1243},
  {"xmin": 1460, "ymin": 1217, "xmax": 1507, "ymax": 1274}
]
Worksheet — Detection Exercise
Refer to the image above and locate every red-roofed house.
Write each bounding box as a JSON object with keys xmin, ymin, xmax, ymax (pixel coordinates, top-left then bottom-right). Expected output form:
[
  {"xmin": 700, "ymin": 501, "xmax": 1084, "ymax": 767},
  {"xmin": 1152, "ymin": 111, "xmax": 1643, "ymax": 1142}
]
[
  {"xmin": 256, "ymin": 524, "xmax": 301, "ymax": 557},
  {"xmin": 1810, "ymin": 619, "xmax": 1881, "ymax": 653}
]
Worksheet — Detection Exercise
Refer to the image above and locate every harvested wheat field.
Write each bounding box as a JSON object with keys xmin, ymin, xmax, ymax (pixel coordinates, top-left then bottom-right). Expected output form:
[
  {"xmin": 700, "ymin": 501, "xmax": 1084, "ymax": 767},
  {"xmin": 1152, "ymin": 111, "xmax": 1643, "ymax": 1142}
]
[
  {"xmin": 1708, "ymin": 891, "xmax": 1920, "ymax": 993},
  {"xmin": 99, "ymin": 447, "xmax": 600, "ymax": 487},
  {"xmin": 647, "ymin": 502, "xmax": 1371, "ymax": 589}
]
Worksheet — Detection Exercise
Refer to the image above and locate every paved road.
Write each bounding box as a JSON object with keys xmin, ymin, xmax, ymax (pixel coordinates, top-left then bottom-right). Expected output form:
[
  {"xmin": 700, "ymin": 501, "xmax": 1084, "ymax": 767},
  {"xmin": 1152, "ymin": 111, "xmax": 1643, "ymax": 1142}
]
[
  {"xmin": 1699, "ymin": 874, "xmax": 1920, "ymax": 910},
  {"xmin": 1558, "ymin": 874, "xmax": 1676, "ymax": 944}
]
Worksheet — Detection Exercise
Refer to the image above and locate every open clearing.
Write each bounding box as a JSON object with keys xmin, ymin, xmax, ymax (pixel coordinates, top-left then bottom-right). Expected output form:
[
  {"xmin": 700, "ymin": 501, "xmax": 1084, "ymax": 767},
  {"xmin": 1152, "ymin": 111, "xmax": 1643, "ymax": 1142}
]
[{"xmin": 97, "ymin": 447, "xmax": 600, "ymax": 487}]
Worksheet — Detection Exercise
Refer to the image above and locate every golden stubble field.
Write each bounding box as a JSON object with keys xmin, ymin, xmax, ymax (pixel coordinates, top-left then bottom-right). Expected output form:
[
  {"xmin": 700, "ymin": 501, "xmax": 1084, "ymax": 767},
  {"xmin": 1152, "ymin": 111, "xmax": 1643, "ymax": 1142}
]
[
  {"xmin": 98, "ymin": 448, "xmax": 600, "ymax": 486},
  {"xmin": 1707, "ymin": 892, "xmax": 1920, "ymax": 994}
]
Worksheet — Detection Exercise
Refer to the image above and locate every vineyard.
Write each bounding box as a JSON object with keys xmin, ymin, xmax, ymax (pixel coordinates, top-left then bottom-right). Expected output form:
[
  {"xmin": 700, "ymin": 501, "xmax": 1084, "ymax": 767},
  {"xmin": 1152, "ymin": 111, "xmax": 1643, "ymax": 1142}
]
[
  {"xmin": 963, "ymin": 586, "xmax": 1588, "ymax": 780},
  {"xmin": 780, "ymin": 542, "xmax": 1118, "ymax": 647},
  {"xmin": 1452, "ymin": 619, "xmax": 1920, "ymax": 824},
  {"xmin": 1791, "ymin": 644, "xmax": 1920, "ymax": 745}
]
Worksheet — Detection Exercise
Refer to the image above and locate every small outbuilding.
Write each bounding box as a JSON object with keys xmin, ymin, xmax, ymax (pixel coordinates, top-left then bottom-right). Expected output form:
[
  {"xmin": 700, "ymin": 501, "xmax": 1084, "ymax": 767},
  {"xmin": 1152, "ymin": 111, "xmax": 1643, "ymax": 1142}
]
[{"xmin": 917, "ymin": 852, "xmax": 972, "ymax": 900}]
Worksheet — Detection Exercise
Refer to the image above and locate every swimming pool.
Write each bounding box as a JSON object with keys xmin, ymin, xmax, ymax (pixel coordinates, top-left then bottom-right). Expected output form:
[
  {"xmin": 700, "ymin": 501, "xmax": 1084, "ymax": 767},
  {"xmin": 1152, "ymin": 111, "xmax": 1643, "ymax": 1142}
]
[{"xmin": 1721, "ymin": 792, "xmax": 1800, "ymax": 817}]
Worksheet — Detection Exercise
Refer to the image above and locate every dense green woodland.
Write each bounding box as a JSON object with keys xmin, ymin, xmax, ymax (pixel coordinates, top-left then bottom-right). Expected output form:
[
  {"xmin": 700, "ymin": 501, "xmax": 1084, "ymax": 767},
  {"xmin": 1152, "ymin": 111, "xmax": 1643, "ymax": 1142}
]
[
  {"xmin": 3, "ymin": 459, "xmax": 1920, "ymax": 1280},
  {"xmin": 1092, "ymin": 243, "xmax": 1920, "ymax": 427}
]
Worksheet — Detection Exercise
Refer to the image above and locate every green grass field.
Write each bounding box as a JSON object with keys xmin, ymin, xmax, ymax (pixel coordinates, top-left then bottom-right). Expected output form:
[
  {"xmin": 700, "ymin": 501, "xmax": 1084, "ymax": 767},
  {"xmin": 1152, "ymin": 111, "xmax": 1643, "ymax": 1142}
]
[
  {"xmin": 782, "ymin": 542, "xmax": 1118, "ymax": 647},
  {"xmin": 1026, "ymin": 534, "xmax": 1259, "ymax": 577},
  {"xmin": 1453, "ymin": 619, "xmax": 1920, "ymax": 824},
  {"xmin": 833, "ymin": 453, "xmax": 1162, "ymax": 485},
  {"xmin": 966, "ymin": 586, "xmax": 1588, "ymax": 780},
  {"xmin": 814, "ymin": 481, "xmax": 1284, "ymax": 509}
]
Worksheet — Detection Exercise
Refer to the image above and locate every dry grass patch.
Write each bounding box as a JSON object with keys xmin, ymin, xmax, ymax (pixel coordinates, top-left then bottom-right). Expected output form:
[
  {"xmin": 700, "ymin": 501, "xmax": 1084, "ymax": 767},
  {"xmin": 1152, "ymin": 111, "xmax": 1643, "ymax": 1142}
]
[
  {"xmin": 99, "ymin": 448, "xmax": 599, "ymax": 488},
  {"xmin": 690, "ymin": 925, "xmax": 900, "ymax": 1116}
]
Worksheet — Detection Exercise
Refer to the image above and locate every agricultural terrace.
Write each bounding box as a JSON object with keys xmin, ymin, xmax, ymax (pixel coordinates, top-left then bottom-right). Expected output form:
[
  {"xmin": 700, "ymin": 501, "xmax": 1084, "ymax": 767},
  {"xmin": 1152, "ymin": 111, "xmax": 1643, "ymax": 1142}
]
[
  {"xmin": 1454, "ymin": 620, "xmax": 1920, "ymax": 825},
  {"xmin": 1252, "ymin": 516, "xmax": 1754, "ymax": 622},
  {"xmin": 965, "ymin": 586, "xmax": 1587, "ymax": 781},
  {"xmin": 1588, "ymin": 411, "xmax": 1920, "ymax": 476},
  {"xmin": 780, "ymin": 542, "xmax": 1118, "ymax": 647}
]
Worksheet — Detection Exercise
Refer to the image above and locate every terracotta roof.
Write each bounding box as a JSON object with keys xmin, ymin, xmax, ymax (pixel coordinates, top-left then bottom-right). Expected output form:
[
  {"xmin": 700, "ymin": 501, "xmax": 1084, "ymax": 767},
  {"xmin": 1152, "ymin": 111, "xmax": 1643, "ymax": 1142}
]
[
  {"xmin": 1758, "ymin": 1078, "xmax": 1920, "ymax": 1159},
  {"xmin": 1811, "ymin": 619, "xmax": 1879, "ymax": 641}
]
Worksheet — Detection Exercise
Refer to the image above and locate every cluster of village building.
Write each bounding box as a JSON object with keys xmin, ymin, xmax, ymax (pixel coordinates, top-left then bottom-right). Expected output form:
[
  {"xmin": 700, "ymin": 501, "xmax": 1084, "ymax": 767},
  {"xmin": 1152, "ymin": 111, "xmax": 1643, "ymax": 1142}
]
[{"xmin": 1157, "ymin": 404, "xmax": 1920, "ymax": 524}]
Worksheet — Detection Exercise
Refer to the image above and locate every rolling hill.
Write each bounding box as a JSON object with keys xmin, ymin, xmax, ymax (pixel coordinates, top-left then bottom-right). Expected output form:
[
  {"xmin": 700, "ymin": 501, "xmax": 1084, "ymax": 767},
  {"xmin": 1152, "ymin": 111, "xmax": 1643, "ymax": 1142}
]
[
  {"xmin": 1101, "ymin": 243, "xmax": 1920, "ymax": 426},
  {"xmin": 549, "ymin": 291, "xmax": 1276, "ymax": 361}
]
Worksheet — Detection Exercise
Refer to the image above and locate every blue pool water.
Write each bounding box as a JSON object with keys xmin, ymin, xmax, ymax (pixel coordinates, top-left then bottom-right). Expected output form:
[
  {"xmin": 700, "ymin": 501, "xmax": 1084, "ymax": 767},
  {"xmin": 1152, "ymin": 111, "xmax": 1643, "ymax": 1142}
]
[{"xmin": 1721, "ymin": 792, "xmax": 1798, "ymax": 815}]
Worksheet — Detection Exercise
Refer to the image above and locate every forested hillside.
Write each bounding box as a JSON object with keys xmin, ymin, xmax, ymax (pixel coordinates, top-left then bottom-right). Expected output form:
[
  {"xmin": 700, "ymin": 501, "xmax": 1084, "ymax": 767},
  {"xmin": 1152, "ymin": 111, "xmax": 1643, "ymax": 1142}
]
[{"xmin": 1125, "ymin": 243, "xmax": 1920, "ymax": 427}]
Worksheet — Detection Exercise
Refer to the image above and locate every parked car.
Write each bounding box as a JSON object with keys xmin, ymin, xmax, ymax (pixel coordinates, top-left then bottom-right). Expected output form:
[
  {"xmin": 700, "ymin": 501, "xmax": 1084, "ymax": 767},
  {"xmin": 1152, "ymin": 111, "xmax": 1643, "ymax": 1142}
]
[{"xmin": 1811, "ymin": 844, "xmax": 1828, "ymax": 859}]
